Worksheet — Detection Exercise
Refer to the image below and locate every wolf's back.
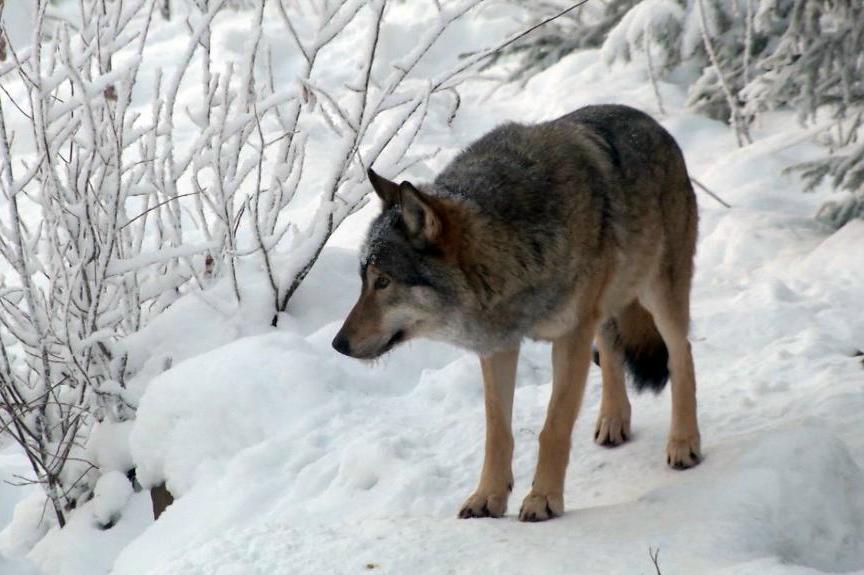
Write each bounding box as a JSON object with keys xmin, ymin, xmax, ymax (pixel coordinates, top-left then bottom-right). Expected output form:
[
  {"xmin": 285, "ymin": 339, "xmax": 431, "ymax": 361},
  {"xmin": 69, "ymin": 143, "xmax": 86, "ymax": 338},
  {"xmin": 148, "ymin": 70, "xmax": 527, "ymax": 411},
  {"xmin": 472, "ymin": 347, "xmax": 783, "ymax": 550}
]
[{"xmin": 435, "ymin": 104, "xmax": 695, "ymax": 231}]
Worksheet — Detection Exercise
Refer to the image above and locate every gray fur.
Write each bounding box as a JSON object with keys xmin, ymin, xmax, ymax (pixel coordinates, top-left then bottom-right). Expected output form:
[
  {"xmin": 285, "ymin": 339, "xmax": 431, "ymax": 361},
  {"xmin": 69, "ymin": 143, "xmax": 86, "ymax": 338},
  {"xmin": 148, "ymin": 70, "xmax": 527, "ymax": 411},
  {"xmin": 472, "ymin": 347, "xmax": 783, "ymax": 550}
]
[{"xmin": 340, "ymin": 104, "xmax": 697, "ymax": 357}]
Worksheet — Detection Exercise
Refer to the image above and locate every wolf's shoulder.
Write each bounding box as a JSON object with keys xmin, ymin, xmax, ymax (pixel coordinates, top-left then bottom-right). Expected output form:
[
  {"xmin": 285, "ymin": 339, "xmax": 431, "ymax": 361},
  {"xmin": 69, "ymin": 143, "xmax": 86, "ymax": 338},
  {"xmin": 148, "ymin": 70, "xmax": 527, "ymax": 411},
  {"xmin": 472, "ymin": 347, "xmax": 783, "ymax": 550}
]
[
  {"xmin": 432, "ymin": 122, "xmax": 552, "ymax": 204},
  {"xmin": 438, "ymin": 121, "xmax": 538, "ymax": 175}
]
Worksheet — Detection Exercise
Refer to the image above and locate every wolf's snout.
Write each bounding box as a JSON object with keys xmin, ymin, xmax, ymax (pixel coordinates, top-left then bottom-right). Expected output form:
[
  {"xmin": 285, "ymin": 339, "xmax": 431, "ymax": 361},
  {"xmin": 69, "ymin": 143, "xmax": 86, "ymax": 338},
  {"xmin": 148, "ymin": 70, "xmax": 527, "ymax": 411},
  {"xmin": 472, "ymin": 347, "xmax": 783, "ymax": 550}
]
[{"xmin": 331, "ymin": 331, "xmax": 352, "ymax": 356}]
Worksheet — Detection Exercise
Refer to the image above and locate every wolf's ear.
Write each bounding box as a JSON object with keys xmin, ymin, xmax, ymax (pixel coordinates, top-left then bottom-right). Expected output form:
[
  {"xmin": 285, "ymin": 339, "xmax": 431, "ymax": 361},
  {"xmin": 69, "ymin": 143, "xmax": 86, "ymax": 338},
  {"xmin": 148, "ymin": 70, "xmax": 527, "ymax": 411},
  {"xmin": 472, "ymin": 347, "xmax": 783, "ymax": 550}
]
[
  {"xmin": 398, "ymin": 182, "xmax": 441, "ymax": 245},
  {"xmin": 368, "ymin": 168, "xmax": 400, "ymax": 206}
]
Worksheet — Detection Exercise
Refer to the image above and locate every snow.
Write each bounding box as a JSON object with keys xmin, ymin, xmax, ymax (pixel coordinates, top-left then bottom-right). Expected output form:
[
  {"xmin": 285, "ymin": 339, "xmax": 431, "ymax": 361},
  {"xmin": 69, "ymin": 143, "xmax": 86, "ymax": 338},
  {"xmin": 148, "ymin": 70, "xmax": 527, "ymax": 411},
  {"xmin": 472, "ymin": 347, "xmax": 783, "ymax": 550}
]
[
  {"xmin": 23, "ymin": 491, "xmax": 152, "ymax": 575},
  {"xmin": 0, "ymin": 452, "xmax": 43, "ymax": 558},
  {"xmin": 117, "ymin": 428, "xmax": 864, "ymax": 574},
  {"xmin": 130, "ymin": 331, "xmax": 347, "ymax": 495},
  {"xmin": 0, "ymin": 2, "xmax": 33, "ymax": 53},
  {"xmin": 2, "ymin": 2, "xmax": 864, "ymax": 575},
  {"xmin": 92, "ymin": 472, "xmax": 134, "ymax": 528},
  {"xmin": 602, "ymin": 0, "xmax": 685, "ymax": 67},
  {"xmin": 87, "ymin": 422, "xmax": 135, "ymax": 475}
]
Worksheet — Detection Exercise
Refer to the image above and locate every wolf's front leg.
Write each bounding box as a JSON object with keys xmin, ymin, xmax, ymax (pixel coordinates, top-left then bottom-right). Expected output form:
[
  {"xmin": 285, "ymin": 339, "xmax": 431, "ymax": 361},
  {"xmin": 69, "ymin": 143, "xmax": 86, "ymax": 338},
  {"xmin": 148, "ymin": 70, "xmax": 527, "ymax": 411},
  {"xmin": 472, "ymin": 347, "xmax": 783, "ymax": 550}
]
[
  {"xmin": 459, "ymin": 347, "xmax": 519, "ymax": 519},
  {"xmin": 520, "ymin": 321, "xmax": 596, "ymax": 522}
]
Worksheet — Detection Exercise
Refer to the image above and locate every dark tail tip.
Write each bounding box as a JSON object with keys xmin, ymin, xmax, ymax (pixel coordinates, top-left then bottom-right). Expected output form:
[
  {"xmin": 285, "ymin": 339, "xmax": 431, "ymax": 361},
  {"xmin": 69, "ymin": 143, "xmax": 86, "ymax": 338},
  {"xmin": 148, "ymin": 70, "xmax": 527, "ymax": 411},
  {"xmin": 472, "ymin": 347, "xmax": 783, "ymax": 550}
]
[
  {"xmin": 602, "ymin": 302, "xmax": 670, "ymax": 394},
  {"xmin": 623, "ymin": 340, "xmax": 669, "ymax": 393}
]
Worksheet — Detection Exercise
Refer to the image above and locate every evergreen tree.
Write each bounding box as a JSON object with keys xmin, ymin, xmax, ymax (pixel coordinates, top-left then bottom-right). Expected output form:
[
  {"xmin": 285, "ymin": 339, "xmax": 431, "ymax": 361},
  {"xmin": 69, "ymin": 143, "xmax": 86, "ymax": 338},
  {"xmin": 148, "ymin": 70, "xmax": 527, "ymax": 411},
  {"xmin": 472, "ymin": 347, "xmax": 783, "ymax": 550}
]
[{"xmin": 505, "ymin": 0, "xmax": 864, "ymax": 227}]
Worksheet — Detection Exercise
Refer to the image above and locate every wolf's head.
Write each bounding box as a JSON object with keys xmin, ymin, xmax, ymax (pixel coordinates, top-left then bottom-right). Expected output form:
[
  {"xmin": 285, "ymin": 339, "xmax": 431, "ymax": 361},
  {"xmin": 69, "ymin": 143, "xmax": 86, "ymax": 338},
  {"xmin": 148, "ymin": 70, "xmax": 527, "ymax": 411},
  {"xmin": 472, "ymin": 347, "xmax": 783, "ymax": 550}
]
[{"xmin": 332, "ymin": 168, "xmax": 469, "ymax": 359}]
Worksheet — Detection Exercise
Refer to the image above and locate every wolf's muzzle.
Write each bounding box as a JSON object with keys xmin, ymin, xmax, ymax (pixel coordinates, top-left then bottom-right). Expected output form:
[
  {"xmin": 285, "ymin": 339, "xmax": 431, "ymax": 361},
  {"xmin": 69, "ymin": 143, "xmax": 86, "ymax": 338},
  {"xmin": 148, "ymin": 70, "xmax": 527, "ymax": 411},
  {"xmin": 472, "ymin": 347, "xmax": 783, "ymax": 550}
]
[{"xmin": 331, "ymin": 332, "xmax": 352, "ymax": 356}]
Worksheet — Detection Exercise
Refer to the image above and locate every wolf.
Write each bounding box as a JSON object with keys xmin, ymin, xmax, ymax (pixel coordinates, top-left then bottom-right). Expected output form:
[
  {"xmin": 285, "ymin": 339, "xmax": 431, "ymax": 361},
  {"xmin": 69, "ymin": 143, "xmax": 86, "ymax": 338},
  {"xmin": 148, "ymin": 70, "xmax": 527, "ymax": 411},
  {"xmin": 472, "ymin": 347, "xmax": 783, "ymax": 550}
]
[{"xmin": 332, "ymin": 104, "xmax": 701, "ymax": 522}]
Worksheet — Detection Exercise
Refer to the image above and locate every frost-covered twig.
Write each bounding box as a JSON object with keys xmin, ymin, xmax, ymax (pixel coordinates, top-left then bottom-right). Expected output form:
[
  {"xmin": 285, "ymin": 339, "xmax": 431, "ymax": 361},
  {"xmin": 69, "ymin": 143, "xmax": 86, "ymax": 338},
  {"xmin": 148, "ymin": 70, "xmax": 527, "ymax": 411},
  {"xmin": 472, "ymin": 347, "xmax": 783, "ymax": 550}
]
[
  {"xmin": 649, "ymin": 546, "xmax": 663, "ymax": 575},
  {"xmin": 271, "ymin": 0, "xmax": 514, "ymax": 315},
  {"xmin": 742, "ymin": 0, "xmax": 753, "ymax": 87},
  {"xmin": 696, "ymin": 0, "xmax": 751, "ymax": 147},
  {"xmin": 690, "ymin": 177, "xmax": 731, "ymax": 208},
  {"xmin": 644, "ymin": 27, "xmax": 665, "ymax": 116},
  {"xmin": 0, "ymin": 0, "xmax": 190, "ymax": 526}
]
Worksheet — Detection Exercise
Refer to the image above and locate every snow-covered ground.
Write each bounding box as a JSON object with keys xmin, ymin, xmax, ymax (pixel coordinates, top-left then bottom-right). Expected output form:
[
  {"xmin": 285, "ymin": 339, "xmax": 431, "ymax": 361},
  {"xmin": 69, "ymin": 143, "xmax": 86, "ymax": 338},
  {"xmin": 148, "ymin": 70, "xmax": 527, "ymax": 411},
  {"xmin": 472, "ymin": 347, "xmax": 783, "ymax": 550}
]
[{"xmin": 2, "ymin": 3, "xmax": 864, "ymax": 575}]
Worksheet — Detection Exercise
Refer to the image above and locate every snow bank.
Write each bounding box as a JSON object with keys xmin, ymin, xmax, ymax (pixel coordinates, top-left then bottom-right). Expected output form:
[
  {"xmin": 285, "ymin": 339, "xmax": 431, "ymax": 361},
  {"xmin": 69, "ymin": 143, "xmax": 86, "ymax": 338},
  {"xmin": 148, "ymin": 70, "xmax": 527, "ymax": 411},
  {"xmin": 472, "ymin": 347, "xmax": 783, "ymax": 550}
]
[
  {"xmin": 0, "ymin": 491, "xmax": 50, "ymax": 559},
  {"xmin": 130, "ymin": 331, "xmax": 342, "ymax": 494},
  {"xmin": 120, "ymin": 267, "xmax": 277, "ymax": 402},
  {"xmin": 802, "ymin": 219, "xmax": 864, "ymax": 286},
  {"xmin": 114, "ymin": 427, "xmax": 864, "ymax": 574},
  {"xmin": 25, "ymin": 491, "xmax": 153, "ymax": 575}
]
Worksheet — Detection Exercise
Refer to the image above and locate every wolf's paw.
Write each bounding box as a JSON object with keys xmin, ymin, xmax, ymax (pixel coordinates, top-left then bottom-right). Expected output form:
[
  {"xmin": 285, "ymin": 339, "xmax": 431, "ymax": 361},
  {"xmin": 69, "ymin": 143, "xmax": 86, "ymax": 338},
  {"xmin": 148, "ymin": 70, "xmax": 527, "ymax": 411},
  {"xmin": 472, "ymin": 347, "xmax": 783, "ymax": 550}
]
[
  {"xmin": 594, "ymin": 413, "xmax": 631, "ymax": 447},
  {"xmin": 666, "ymin": 434, "xmax": 702, "ymax": 469},
  {"xmin": 518, "ymin": 491, "xmax": 563, "ymax": 522},
  {"xmin": 458, "ymin": 490, "xmax": 509, "ymax": 519}
]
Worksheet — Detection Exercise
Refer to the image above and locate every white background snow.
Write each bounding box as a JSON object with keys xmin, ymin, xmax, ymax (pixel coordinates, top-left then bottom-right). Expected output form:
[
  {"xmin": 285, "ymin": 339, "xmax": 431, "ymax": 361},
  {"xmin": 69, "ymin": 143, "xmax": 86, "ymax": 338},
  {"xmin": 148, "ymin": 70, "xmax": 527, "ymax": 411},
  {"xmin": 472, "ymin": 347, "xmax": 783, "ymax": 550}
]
[{"xmin": 1, "ymin": 1, "xmax": 863, "ymax": 574}]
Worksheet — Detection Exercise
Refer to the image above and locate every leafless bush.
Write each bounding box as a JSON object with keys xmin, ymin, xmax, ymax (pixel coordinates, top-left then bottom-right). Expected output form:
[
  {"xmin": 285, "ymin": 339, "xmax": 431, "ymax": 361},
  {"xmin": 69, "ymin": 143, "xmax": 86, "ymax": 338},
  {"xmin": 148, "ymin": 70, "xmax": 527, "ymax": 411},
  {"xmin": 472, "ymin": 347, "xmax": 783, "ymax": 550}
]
[
  {"xmin": 649, "ymin": 546, "xmax": 663, "ymax": 575},
  {"xmin": 0, "ymin": 0, "xmax": 163, "ymax": 526},
  {"xmin": 0, "ymin": 0, "xmax": 523, "ymax": 527}
]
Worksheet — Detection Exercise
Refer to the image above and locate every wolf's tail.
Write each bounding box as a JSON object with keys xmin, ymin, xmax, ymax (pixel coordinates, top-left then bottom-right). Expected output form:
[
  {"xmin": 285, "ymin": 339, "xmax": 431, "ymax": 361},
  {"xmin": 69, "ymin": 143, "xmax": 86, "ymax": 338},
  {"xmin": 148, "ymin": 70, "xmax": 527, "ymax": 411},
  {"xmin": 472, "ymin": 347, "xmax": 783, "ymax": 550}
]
[{"xmin": 597, "ymin": 301, "xmax": 669, "ymax": 393}]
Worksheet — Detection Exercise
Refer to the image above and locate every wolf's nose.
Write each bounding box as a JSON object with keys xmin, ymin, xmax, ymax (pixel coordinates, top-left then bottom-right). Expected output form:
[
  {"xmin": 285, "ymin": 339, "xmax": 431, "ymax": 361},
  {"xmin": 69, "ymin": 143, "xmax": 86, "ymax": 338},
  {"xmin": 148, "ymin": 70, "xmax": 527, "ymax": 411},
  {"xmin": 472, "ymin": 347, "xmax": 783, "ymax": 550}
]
[{"xmin": 332, "ymin": 333, "xmax": 351, "ymax": 356}]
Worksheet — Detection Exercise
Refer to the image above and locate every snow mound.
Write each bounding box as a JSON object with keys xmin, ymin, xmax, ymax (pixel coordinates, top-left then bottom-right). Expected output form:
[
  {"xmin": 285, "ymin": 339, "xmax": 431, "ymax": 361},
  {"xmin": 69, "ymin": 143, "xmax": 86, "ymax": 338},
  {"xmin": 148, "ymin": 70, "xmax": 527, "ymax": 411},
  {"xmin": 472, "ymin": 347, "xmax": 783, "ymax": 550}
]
[
  {"xmin": 130, "ymin": 331, "xmax": 345, "ymax": 495},
  {"xmin": 602, "ymin": 0, "xmax": 684, "ymax": 67},
  {"xmin": 24, "ymin": 492, "xmax": 153, "ymax": 575},
  {"xmin": 92, "ymin": 472, "xmax": 134, "ymax": 528},
  {"xmin": 0, "ymin": 492, "xmax": 52, "ymax": 559},
  {"xmin": 88, "ymin": 421, "xmax": 135, "ymax": 474}
]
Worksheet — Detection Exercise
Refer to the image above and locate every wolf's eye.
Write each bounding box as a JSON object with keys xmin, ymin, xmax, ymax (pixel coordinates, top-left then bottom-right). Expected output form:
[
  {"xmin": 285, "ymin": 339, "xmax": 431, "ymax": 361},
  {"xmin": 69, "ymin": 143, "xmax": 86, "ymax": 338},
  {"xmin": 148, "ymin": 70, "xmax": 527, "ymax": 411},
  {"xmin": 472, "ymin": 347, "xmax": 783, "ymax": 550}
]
[{"xmin": 374, "ymin": 276, "xmax": 390, "ymax": 290}]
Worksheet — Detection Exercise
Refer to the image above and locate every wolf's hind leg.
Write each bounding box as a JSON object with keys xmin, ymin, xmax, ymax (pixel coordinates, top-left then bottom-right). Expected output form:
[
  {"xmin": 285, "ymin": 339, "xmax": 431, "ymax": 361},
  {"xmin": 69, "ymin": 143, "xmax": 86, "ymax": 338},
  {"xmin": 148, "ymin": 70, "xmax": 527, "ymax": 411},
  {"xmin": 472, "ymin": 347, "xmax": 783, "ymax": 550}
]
[
  {"xmin": 594, "ymin": 321, "xmax": 631, "ymax": 447},
  {"xmin": 520, "ymin": 318, "xmax": 597, "ymax": 522},
  {"xmin": 642, "ymin": 287, "xmax": 702, "ymax": 469},
  {"xmin": 459, "ymin": 346, "xmax": 519, "ymax": 519}
]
